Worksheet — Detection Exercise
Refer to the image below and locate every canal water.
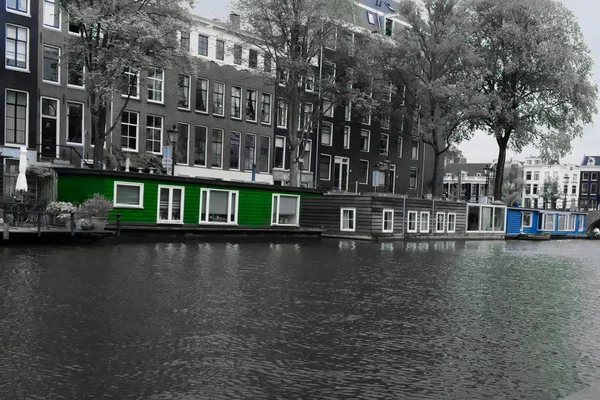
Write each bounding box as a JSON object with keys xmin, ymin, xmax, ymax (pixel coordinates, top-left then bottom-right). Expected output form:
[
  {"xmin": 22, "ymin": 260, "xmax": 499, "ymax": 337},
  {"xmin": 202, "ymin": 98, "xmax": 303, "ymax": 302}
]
[{"xmin": 1, "ymin": 239, "xmax": 599, "ymax": 399}]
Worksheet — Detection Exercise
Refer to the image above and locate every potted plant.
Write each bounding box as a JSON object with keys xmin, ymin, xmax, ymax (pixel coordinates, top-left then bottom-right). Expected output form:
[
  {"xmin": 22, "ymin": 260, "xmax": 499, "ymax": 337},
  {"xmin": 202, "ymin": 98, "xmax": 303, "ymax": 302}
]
[
  {"xmin": 46, "ymin": 201, "xmax": 77, "ymax": 226},
  {"xmin": 79, "ymin": 193, "xmax": 113, "ymax": 231},
  {"xmin": 78, "ymin": 217, "xmax": 93, "ymax": 231}
]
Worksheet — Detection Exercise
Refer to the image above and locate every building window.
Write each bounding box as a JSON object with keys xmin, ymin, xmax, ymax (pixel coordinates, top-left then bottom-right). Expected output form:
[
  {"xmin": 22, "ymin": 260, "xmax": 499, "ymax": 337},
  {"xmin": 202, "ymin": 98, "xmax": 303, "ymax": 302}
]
[
  {"xmin": 340, "ymin": 208, "xmax": 356, "ymax": 232},
  {"xmin": 7, "ymin": 0, "xmax": 28, "ymax": 14},
  {"xmin": 246, "ymin": 89, "xmax": 257, "ymax": 121},
  {"xmin": 177, "ymin": 74, "xmax": 190, "ymax": 110},
  {"xmin": 447, "ymin": 213, "xmax": 456, "ymax": 233},
  {"xmin": 261, "ymin": 93, "xmax": 272, "ymax": 124},
  {"xmin": 147, "ymin": 67, "xmax": 164, "ymax": 103},
  {"xmin": 319, "ymin": 154, "xmax": 331, "ymax": 180},
  {"xmin": 278, "ymin": 68, "xmax": 289, "ymax": 86},
  {"xmin": 407, "ymin": 211, "xmax": 418, "ymax": 233},
  {"xmin": 216, "ymin": 40, "xmax": 225, "ymax": 60},
  {"xmin": 277, "ymin": 99, "xmax": 288, "ymax": 128},
  {"xmin": 198, "ymin": 35, "xmax": 208, "ymax": 56},
  {"xmin": 272, "ymin": 195, "xmax": 300, "ymax": 226},
  {"xmin": 411, "ymin": 140, "xmax": 419, "ymax": 160},
  {"xmin": 43, "ymin": 0, "xmax": 60, "ymax": 28},
  {"xmin": 213, "ymin": 81, "xmax": 224, "ymax": 116},
  {"xmin": 572, "ymin": 185, "xmax": 577, "ymax": 195},
  {"xmin": 231, "ymin": 86, "xmax": 242, "ymax": 119},
  {"xmin": 323, "ymin": 100, "xmax": 334, "ymax": 118},
  {"xmin": 306, "ymin": 73, "xmax": 315, "ymax": 92},
  {"xmin": 146, "ymin": 115, "xmax": 163, "ymax": 154},
  {"xmin": 593, "ymin": 172, "xmax": 598, "ymax": 181},
  {"xmin": 233, "ymin": 45, "xmax": 242, "ymax": 65},
  {"xmin": 321, "ymin": 123, "xmax": 332, "ymax": 146},
  {"xmin": 409, "ymin": 167, "xmax": 418, "ymax": 189},
  {"xmin": 358, "ymin": 160, "xmax": 369, "ymax": 184},
  {"xmin": 591, "ymin": 183, "xmax": 597, "ymax": 195},
  {"xmin": 194, "ymin": 125, "xmax": 207, "ymax": 166},
  {"xmin": 42, "ymin": 45, "xmax": 60, "ymax": 82},
  {"xmin": 175, "ymin": 123, "xmax": 189, "ymax": 165},
  {"xmin": 435, "ymin": 212, "xmax": 445, "ymax": 233},
  {"xmin": 66, "ymin": 102, "xmax": 83, "ymax": 144},
  {"xmin": 244, "ymin": 134, "xmax": 256, "ymax": 171},
  {"xmin": 343, "ymin": 126, "xmax": 350, "ymax": 149},
  {"xmin": 532, "ymin": 184, "xmax": 538, "ymax": 195},
  {"xmin": 229, "ymin": 132, "xmax": 241, "ymax": 170},
  {"xmin": 380, "ymin": 134, "xmax": 389, "ymax": 156},
  {"xmin": 366, "ymin": 11, "xmax": 376, "ymax": 24},
  {"xmin": 274, "ymin": 136, "xmax": 286, "ymax": 169},
  {"xmin": 264, "ymin": 56, "xmax": 271, "ymax": 73},
  {"xmin": 40, "ymin": 98, "xmax": 58, "ymax": 154},
  {"xmin": 344, "ymin": 101, "xmax": 351, "ymax": 121},
  {"xmin": 259, "ymin": 136, "xmax": 270, "ymax": 173},
  {"xmin": 248, "ymin": 49, "xmax": 258, "ymax": 68},
  {"xmin": 68, "ymin": 57, "xmax": 84, "ymax": 86},
  {"xmin": 195, "ymin": 78, "xmax": 208, "ymax": 113},
  {"xmin": 301, "ymin": 140, "xmax": 312, "ymax": 172},
  {"xmin": 583, "ymin": 172, "xmax": 590, "ymax": 180},
  {"xmin": 526, "ymin": 171, "xmax": 532, "ymax": 180},
  {"xmin": 396, "ymin": 137, "xmax": 403, "ymax": 158},
  {"xmin": 420, "ymin": 212, "xmax": 430, "ymax": 233},
  {"xmin": 211, "ymin": 128, "xmax": 223, "ymax": 168},
  {"xmin": 120, "ymin": 111, "xmax": 138, "ymax": 151},
  {"xmin": 300, "ymin": 103, "xmax": 313, "ymax": 131},
  {"xmin": 200, "ymin": 189, "xmax": 239, "ymax": 224},
  {"xmin": 381, "ymin": 115, "xmax": 390, "ymax": 130},
  {"xmin": 5, "ymin": 90, "xmax": 27, "ymax": 145},
  {"xmin": 534, "ymin": 172, "xmax": 539, "ymax": 180},
  {"xmin": 360, "ymin": 130, "xmax": 370, "ymax": 152},
  {"xmin": 121, "ymin": 67, "xmax": 139, "ymax": 98},
  {"xmin": 6, "ymin": 24, "xmax": 28, "ymax": 70},
  {"xmin": 157, "ymin": 186, "xmax": 184, "ymax": 224},
  {"xmin": 522, "ymin": 212, "xmax": 532, "ymax": 228},
  {"xmin": 114, "ymin": 182, "xmax": 144, "ymax": 209},
  {"xmin": 383, "ymin": 209, "xmax": 394, "ymax": 233},
  {"xmin": 582, "ymin": 183, "xmax": 588, "ymax": 194}
]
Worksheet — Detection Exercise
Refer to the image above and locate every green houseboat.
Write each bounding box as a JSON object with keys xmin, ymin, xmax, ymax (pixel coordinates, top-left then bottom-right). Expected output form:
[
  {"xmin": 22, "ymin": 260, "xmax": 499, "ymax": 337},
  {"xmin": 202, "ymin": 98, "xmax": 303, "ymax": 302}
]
[{"xmin": 54, "ymin": 168, "xmax": 324, "ymax": 235}]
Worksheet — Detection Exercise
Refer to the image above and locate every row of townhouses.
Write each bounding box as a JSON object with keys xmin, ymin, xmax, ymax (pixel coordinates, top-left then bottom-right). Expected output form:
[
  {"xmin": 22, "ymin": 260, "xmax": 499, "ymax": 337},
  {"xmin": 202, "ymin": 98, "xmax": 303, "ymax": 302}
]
[{"xmin": 1, "ymin": 0, "xmax": 435, "ymax": 197}]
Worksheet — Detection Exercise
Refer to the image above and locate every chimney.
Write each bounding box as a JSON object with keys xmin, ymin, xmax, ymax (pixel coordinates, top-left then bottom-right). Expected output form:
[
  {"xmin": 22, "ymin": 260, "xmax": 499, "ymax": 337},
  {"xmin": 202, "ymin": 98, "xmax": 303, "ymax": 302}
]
[{"xmin": 230, "ymin": 13, "xmax": 241, "ymax": 31}]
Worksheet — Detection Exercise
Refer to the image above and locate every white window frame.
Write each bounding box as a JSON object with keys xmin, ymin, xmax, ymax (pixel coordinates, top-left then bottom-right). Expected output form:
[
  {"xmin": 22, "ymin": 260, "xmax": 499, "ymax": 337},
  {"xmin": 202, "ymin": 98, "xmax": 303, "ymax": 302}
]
[
  {"xmin": 5, "ymin": 89, "xmax": 28, "ymax": 147},
  {"xmin": 579, "ymin": 215, "xmax": 585, "ymax": 232},
  {"xmin": 177, "ymin": 74, "xmax": 191, "ymax": 111},
  {"xmin": 359, "ymin": 159, "xmax": 369, "ymax": 184},
  {"xmin": 271, "ymin": 194, "xmax": 301, "ymax": 226},
  {"xmin": 113, "ymin": 181, "xmax": 144, "ymax": 209},
  {"xmin": 231, "ymin": 86, "xmax": 242, "ymax": 120},
  {"xmin": 212, "ymin": 81, "xmax": 225, "ymax": 117},
  {"xmin": 211, "ymin": 128, "xmax": 224, "ymax": 169},
  {"xmin": 274, "ymin": 135, "xmax": 286, "ymax": 169},
  {"xmin": 382, "ymin": 209, "xmax": 394, "ymax": 233},
  {"xmin": 411, "ymin": 139, "xmax": 419, "ymax": 160},
  {"xmin": 340, "ymin": 208, "xmax": 356, "ymax": 232},
  {"xmin": 380, "ymin": 133, "xmax": 389, "ymax": 156},
  {"xmin": 121, "ymin": 67, "xmax": 139, "ymax": 99},
  {"xmin": 194, "ymin": 125, "xmax": 208, "ymax": 167},
  {"xmin": 66, "ymin": 101, "xmax": 84, "ymax": 145},
  {"xmin": 343, "ymin": 126, "xmax": 350, "ymax": 149},
  {"xmin": 319, "ymin": 154, "xmax": 332, "ymax": 181},
  {"xmin": 5, "ymin": 24, "xmax": 29, "ymax": 72},
  {"xmin": 407, "ymin": 211, "xmax": 418, "ymax": 233},
  {"xmin": 195, "ymin": 77, "xmax": 209, "ymax": 114},
  {"xmin": 420, "ymin": 211, "xmax": 430, "ymax": 233},
  {"xmin": 146, "ymin": 114, "xmax": 163, "ymax": 155},
  {"xmin": 540, "ymin": 213, "xmax": 555, "ymax": 231},
  {"xmin": 43, "ymin": 0, "xmax": 60, "ymax": 30},
  {"xmin": 360, "ymin": 130, "xmax": 370, "ymax": 152},
  {"xmin": 447, "ymin": 213, "xmax": 456, "ymax": 233},
  {"xmin": 277, "ymin": 98, "xmax": 288, "ymax": 128},
  {"xmin": 243, "ymin": 133, "xmax": 256, "ymax": 171},
  {"xmin": 261, "ymin": 92, "xmax": 272, "ymax": 125},
  {"xmin": 522, "ymin": 212, "xmax": 532, "ymax": 228},
  {"xmin": 147, "ymin": 67, "xmax": 164, "ymax": 104},
  {"xmin": 120, "ymin": 110, "xmax": 139, "ymax": 152},
  {"xmin": 6, "ymin": 0, "xmax": 29, "ymax": 16},
  {"xmin": 40, "ymin": 96, "xmax": 59, "ymax": 157},
  {"xmin": 435, "ymin": 212, "xmax": 445, "ymax": 233},
  {"xmin": 245, "ymin": 88, "xmax": 258, "ymax": 122},
  {"xmin": 396, "ymin": 137, "xmax": 403, "ymax": 158},
  {"xmin": 156, "ymin": 185, "xmax": 185, "ymax": 224},
  {"xmin": 323, "ymin": 100, "xmax": 334, "ymax": 118},
  {"xmin": 42, "ymin": 44, "xmax": 60, "ymax": 84},
  {"xmin": 321, "ymin": 122, "xmax": 333, "ymax": 146},
  {"xmin": 300, "ymin": 139, "xmax": 312, "ymax": 172},
  {"xmin": 199, "ymin": 188, "xmax": 239, "ymax": 225},
  {"xmin": 366, "ymin": 11, "xmax": 376, "ymax": 25}
]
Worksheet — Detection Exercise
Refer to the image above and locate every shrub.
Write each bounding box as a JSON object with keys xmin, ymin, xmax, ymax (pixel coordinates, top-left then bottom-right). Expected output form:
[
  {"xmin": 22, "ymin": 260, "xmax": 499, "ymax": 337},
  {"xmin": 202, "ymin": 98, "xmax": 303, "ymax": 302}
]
[{"xmin": 79, "ymin": 193, "xmax": 113, "ymax": 217}]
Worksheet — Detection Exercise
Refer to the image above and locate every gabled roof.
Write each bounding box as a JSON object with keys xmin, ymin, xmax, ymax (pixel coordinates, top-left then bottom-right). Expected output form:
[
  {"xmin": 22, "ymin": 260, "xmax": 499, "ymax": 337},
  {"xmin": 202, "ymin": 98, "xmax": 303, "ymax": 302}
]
[
  {"xmin": 444, "ymin": 163, "xmax": 491, "ymax": 177},
  {"xmin": 581, "ymin": 155, "xmax": 600, "ymax": 166}
]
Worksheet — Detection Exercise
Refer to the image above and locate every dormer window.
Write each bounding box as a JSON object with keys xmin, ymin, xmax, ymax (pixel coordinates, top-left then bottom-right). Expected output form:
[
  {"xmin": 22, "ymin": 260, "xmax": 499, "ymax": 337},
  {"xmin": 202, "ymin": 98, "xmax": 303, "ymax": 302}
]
[
  {"xmin": 588, "ymin": 158, "xmax": 595, "ymax": 166},
  {"xmin": 476, "ymin": 173, "xmax": 481, "ymax": 177},
  {"xmin": 367, "ymin": 12, "xmax": 376, "ymax": 25}
]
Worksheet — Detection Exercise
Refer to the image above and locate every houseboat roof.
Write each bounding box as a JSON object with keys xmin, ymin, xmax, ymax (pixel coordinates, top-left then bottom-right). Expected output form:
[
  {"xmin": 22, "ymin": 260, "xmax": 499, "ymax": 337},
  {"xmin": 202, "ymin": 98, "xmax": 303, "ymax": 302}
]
[
  {"xmin": 444, "ymin": 163, "xmax": 490, "ymax": 177},
  {"xmin": 507, "ymin": 206, "xmax": 587, "ymax": 215}
]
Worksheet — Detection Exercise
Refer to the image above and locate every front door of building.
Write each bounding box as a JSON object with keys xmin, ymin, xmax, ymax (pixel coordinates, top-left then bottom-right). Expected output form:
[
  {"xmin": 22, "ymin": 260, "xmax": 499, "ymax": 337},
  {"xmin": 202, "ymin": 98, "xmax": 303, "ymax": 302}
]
[{"xmin": 334, "ymin": 156, "xmax": 349, "ymax": 191}]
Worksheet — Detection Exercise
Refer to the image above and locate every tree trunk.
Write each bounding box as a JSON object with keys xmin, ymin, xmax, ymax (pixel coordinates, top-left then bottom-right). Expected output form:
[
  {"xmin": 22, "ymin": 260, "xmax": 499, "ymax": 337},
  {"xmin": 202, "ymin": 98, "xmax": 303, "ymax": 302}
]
[
  {"xmin": 430, "ymin": 151, "xmax": 443, "ymax": 198},
  {"xmin": 91, "ymin": 100, "xmax": 108, "ymax": 169},
  {"xmin": 287, "ymin": 72, "xmax": 301, "ymax": 187},
  {"xmin": 493, "ymin": 140, "xmax": 507, "ymax": 201}
]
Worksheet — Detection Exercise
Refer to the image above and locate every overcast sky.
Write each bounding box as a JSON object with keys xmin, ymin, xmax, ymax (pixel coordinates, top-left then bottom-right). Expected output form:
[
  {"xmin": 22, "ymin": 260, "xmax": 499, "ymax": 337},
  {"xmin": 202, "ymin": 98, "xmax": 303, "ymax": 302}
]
[{"xmin": 193, "ymin": 0, "xmax": 599, "ymax": 165}]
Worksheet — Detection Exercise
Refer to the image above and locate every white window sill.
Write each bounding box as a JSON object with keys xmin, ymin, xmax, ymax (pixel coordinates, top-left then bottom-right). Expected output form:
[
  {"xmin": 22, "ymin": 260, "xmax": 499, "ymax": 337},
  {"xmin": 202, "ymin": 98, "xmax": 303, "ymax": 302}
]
[
  {"xmin": 157, "ymin": 221, "xmax": 184, "ymax": 225},
  {"xmin": 67, "ymin": 84, "xmax": 85, "ymax": 90},
  {"xmin": 340, "ymin": 229, "xmax": 356, "ymax": 232},
  {"xmin": 5, "ymin": 66, "xmax": 30, "ymax": 73},
  {"xmin": 114, "ymin": 205, "xmax": 144, "ymax": 209},
  {"xmin": 42, "ymin": 79, "xmax": 61, "ymax": 86},
  {"xmin": 43, "ymin": 25, "xmax": 61, "ymax": 32},
  {"xmin": 121, "ymin": 95, "xmax": 140, "ymax": 101},
  {"xmin": 199, "ymin": 222, "xmax": 238, "ymax": 226},
  {"xmin": 148, "ymin": 100, "xmax": 164, "ymax": 105}
]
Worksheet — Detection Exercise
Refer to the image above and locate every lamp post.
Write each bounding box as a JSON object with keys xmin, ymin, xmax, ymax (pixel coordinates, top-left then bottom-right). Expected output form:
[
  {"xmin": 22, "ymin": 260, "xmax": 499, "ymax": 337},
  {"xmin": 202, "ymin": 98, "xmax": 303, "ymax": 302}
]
[
  {"xmin": 167, "ymin": 124, "xmax": 179, "ymax": 176},
  {"xmin": 563, "ymin": 173, "xmax": 570, "ymax": 210},
  {"xmin": 483, "ymin": 164, "xmax": 496, "ymax": 200}
]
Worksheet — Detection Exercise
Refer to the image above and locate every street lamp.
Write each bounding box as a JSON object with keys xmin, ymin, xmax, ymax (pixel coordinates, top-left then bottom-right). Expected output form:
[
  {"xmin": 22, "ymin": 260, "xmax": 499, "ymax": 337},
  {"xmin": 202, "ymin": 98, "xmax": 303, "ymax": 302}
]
[
  {"xmin": 167, "ymin": 124, "xmax": 179, "ymax": 176},
  {"xmin": 563, "ymin": 173, "xmax": 570, "ymax": 210},
  {"xmin": 484, "ymin": 164, "xmax": 496, "ymax": 199}
]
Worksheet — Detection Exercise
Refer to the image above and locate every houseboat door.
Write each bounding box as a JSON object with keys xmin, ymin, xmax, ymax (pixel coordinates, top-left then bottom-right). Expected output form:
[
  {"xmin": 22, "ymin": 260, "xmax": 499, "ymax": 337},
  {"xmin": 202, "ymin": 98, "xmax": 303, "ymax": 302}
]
[{"xmin": 334, "ymin": 156, "xmax": 349, "ymax": 191}]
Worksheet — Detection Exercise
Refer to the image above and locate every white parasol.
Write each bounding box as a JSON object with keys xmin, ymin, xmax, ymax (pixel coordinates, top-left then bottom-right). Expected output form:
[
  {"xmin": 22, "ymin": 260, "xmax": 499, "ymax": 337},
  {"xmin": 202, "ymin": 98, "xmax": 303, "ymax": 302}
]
[{"xmin": 15, "ymin": 146, "xmax": 28, "ymax": 193}]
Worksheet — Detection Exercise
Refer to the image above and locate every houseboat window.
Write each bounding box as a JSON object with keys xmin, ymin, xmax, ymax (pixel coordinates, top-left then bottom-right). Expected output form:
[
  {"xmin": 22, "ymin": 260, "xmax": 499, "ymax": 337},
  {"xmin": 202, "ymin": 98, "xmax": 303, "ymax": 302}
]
[
  {"xmin": 382, "ymin": 209, "xmax": 394, "ymax": 233},
  {"xmin": 436, "ymin": 212, "xmax": 445, "ymax": 233},
  {"xmin": 558, "ymin": 215, "xmax": 567, "ymax": 231},
  {"xmin": 539, "ymin": 213, "xmax": 555, "ymax": 231},
  {"xmin": 199, "ymin": 189, "xmax": 238, "ymax": 224},
  {"xmin": 157, "ymin": 186, "xmax": 184, "ymax": 224},
  {"xmin": 467, "ymin": 205, "xmax": 480, "ymax": 231},
  {"xmin": 272, "ymin": 194, "xmax": 300, "ymax": 226},
  {"xmin": 579, "ymin": 215, "xmax": 586, "ymax": 232},
  {"xmin": 419, "ymin": 212, "xmax": 430, "ymax": 233},
  {"xmin": 407, "ymin": 211, "xmax": 418, "ymax": 233},
  {"xmin": 522, "ymin": 212, "xmax": 532, "ymax": 228},
  {"xmin": 340, "ymin": 208, "xmax": 356, "ymax": 232},
  {"xmin": 114, "ymin": 182, "xmax": 144, "ymax": 208},
  {"xmin": 481, "ymin": 206, "xmax": 493, "ymax": 232},
  {"xmin": 493, "ymin": 207, "xmax": 505, "ymax": 232},
  {"xmin": 447, "ymin": 213, "xmax": 456, "ymax": 233}
]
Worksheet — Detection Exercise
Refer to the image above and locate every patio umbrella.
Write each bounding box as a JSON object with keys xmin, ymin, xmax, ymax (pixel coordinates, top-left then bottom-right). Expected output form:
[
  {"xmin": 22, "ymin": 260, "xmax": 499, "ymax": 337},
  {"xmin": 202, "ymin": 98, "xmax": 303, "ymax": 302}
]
[{"xmin": 15, "ymin": 146, "xmax": 28, "ymax": 193}]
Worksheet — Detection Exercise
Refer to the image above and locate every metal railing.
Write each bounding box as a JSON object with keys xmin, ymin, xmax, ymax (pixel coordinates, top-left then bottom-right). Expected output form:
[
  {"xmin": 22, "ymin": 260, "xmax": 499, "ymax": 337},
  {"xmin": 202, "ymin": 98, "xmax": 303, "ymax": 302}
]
[{"xmin": 38, "ymin": 144, "xmax": 93, "ymax": 168}]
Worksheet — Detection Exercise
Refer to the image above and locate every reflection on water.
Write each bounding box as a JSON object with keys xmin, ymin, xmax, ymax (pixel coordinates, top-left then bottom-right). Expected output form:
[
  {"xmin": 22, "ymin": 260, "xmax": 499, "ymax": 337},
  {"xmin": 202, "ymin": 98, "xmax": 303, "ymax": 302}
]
[{"xmin": 0, "ymin": 240, "xmax": 599, "ymax": 399}]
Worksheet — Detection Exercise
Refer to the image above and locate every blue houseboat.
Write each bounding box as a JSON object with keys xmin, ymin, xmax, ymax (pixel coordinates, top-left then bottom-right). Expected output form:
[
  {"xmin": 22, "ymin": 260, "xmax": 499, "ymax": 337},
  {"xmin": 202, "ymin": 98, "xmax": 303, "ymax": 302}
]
[{"xmin": 506, "ymin": 208, "xmax": 587, "ymax": 239}]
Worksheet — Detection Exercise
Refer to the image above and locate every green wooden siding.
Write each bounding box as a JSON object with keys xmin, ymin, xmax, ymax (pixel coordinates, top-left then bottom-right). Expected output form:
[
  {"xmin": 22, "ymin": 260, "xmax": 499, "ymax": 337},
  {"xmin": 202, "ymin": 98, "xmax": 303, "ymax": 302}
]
[{"xmin": 57, "ymin": 173, "xmax": 320, "ymax": 226}]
